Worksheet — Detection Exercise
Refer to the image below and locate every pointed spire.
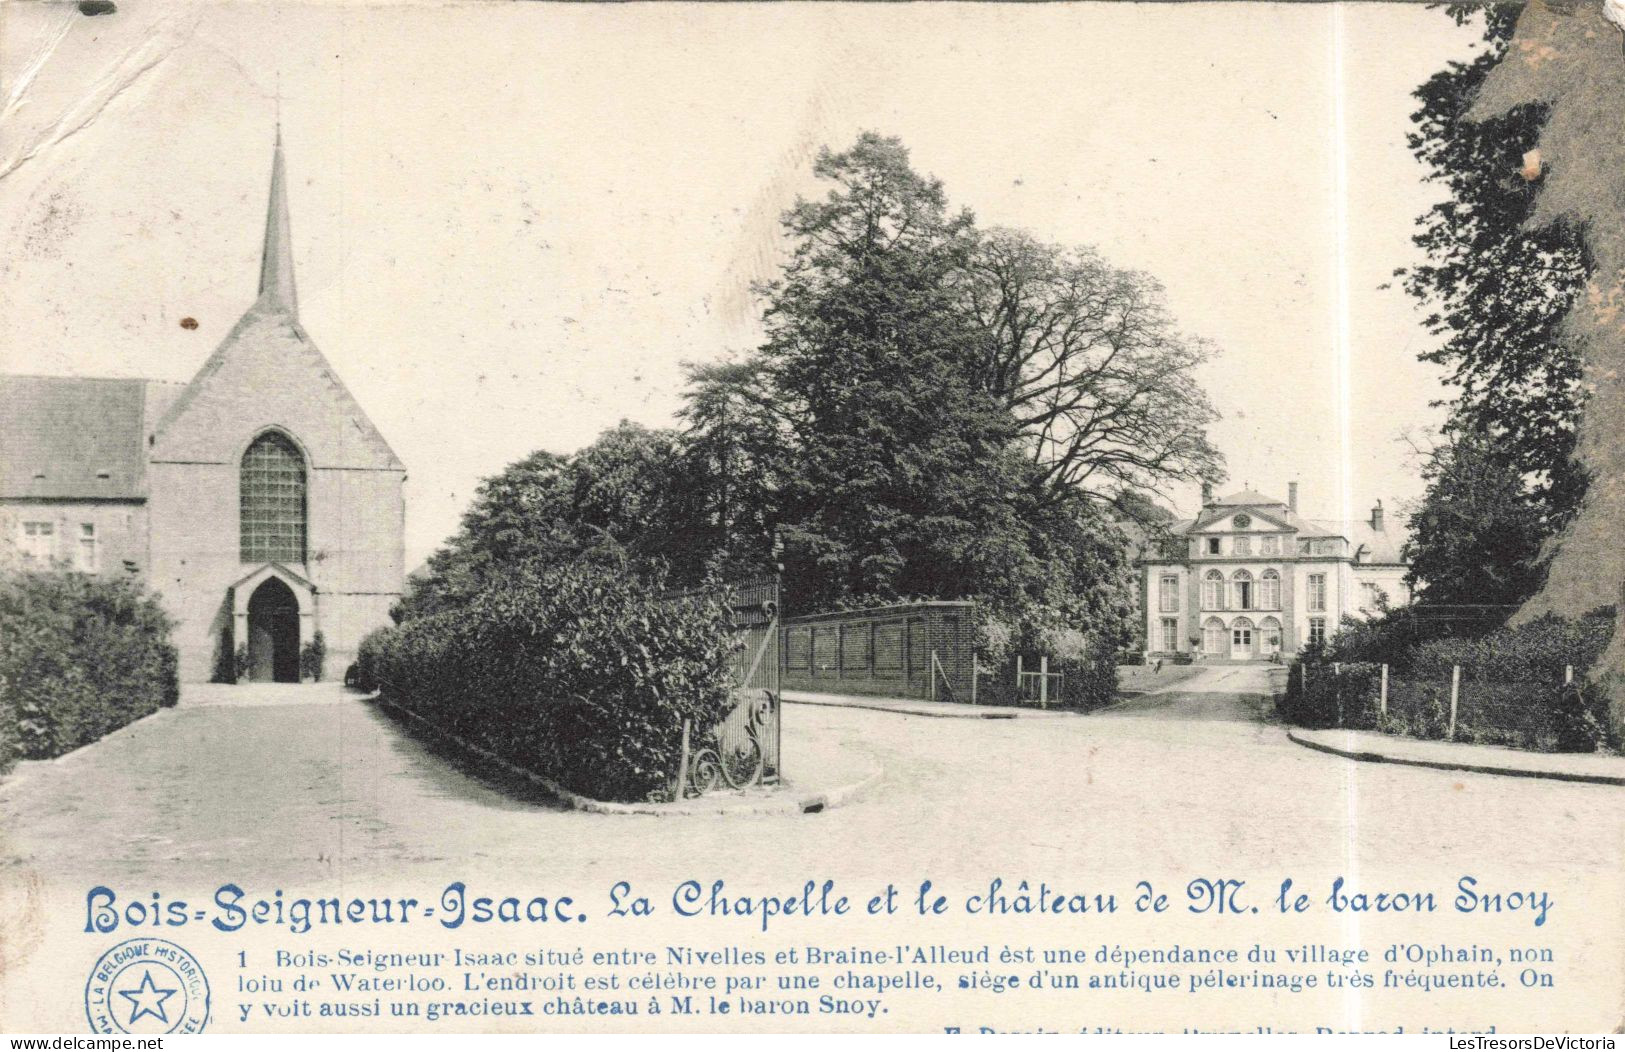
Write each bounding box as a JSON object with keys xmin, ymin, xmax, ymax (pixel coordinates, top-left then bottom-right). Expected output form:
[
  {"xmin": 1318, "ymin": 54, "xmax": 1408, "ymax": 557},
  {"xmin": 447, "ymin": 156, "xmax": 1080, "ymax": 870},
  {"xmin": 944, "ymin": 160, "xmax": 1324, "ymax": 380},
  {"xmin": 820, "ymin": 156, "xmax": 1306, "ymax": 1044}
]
[{"xmin": 257, "ymin": 127, "xmax": 298, "ymax": 314}]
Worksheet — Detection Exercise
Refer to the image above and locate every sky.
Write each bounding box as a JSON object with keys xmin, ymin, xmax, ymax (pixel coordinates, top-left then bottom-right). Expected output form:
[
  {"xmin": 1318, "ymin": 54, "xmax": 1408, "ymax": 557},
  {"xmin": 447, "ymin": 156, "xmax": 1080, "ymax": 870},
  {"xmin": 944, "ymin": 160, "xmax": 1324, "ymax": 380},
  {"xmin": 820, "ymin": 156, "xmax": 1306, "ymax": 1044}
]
[{"xmin": 0, "ymin": 2, "xmax": 1486, "ymax": 568}]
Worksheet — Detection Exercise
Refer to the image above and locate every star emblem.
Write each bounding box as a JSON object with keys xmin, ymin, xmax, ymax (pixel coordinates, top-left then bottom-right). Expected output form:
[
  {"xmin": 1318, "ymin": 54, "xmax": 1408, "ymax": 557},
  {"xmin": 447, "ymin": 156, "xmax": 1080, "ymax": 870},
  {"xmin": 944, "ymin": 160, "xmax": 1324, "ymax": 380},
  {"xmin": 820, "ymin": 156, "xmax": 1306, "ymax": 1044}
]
[{"xmin": 117, "ymin": 969, "xmax": 177, "ymax": 1026}]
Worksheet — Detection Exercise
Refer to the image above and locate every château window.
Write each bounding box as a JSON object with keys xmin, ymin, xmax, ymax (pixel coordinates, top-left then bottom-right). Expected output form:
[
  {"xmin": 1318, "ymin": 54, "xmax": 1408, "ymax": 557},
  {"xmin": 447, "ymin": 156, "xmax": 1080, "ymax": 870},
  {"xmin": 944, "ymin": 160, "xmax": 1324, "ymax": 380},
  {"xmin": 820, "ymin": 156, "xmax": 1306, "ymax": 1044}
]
[
  {"xmin": 1307, "ymin": 573, "xmax": 1327, "ymax": 612},
  {"xmin": 1231, "ymin": 569, "xmax": 1253, "ymax": 610},
  {"xmin": 1233, "ymin": 535, "xmax": 1251, "ymax": 556},
  {"xmin": 1308, "ymin": 617, "xmax": 1327, "ymax": 646},
  {"xmin": 240, "ymin": 431, "xmax": 307, "ymax": 564},
  {"xmin": 1160, "ymin": 618, "xmax": 1179, "ymax": 652},
  {"xmin": 1206, "ymin": 537, "xmax": 1221, "ymax": 555},
  {"xmin": 1202, "ymin": 570, "xmax": 1224, "ymax": 609},
  {"xmin": 1260, "ymin": 569, "xmax": 1281, "ymax": 609},
  {"xmin": 1159, "ymin": 575, "xmax": 1179, "ymax": 613},
  {"xmin": 1260, "ymin": 535, "xmax": 1280, "ymax": 556}
]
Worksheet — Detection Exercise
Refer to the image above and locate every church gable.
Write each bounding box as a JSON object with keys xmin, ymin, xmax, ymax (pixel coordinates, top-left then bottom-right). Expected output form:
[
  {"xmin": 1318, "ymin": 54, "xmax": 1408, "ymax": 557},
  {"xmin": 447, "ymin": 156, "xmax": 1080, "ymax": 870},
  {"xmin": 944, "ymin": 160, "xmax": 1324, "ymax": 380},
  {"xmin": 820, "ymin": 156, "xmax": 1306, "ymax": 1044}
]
[
  {"xmin": 149, "ymin": 134, "xmax": 401, "ymax": 473},
  {"xmin": 150, "ymin": 306, "xmax": 401, "ymax": 471}
]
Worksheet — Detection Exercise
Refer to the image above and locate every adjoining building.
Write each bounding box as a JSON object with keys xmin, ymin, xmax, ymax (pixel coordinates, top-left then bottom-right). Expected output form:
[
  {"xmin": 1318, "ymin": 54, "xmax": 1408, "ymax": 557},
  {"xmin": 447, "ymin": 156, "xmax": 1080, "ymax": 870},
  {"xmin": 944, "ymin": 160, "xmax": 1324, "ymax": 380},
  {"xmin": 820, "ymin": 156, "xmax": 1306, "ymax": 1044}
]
[
  {"xmin": 1138, "ymin": 483, "xmax": 1409, "ymax": 661},
  {"xmin": 0, "ymin": 134, "xmax": 406, "ymax": 683}
]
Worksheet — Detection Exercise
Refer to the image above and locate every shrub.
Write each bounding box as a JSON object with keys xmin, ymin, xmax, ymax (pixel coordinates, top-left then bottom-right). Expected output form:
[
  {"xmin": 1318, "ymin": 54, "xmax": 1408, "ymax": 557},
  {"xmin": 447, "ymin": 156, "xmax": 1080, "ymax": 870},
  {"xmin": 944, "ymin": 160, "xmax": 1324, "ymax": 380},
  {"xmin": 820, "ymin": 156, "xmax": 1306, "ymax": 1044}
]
[
  {"xmin": 973, "ymin": 653, "xmax": 1118, "ymax": 711},
  {"xmin": 299, "ymin": 630, "xmax": 327, "ymax": 682},
  {"xmin": 0, "ymin": 570, "xmax": 178, "ymax": 769},
  {"xmin": 369, "ymin": 561, "xmax": 740, "ymax": 802},
  {"xmin": 1408, "ymin": 610, "xmax": 1613, "ymax": 683},
  {"xmin": 352, "ymin": 627, "xmax": 391, "ymax": 692},
  {"xmin": 1278, "ymin": 661, "xmax": 1382, "ymax": 730},
  {"xmin": 1282, "ymin": 610, "xmax": 1618, "ymax": 753}
]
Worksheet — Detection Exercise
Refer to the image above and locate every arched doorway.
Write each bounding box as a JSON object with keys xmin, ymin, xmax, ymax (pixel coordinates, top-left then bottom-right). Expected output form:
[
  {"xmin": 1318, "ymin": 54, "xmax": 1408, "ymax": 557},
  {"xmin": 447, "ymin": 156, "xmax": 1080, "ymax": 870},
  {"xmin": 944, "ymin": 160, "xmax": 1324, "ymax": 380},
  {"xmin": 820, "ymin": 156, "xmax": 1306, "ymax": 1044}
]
[{"xmin": 246, "ymin": 577, "xmax": 300, "ymax": 682}]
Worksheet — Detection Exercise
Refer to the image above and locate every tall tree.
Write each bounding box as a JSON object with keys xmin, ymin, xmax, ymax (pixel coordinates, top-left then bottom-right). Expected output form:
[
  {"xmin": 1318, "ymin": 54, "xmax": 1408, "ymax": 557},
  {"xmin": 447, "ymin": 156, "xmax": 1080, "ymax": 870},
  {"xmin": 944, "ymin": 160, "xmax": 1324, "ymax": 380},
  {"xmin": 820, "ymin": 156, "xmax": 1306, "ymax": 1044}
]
[
  {"xmin": 1400, "ymin": 4, "xmax": 1591, "ymax": 605},
  {"xmin": 749, "ymin": 133, "xmax": 1035, "ymax": 611},
  {"xmin": 1405, "ymin": 426, "xmax": 1549, "ymax": 607},
  {"xmin": 962, "ymin": 228, "xmax": 1223, "ymax": 506},
  {"xmin": 400, "ymin": 422, "xmax": 702, "ymax": 620}
]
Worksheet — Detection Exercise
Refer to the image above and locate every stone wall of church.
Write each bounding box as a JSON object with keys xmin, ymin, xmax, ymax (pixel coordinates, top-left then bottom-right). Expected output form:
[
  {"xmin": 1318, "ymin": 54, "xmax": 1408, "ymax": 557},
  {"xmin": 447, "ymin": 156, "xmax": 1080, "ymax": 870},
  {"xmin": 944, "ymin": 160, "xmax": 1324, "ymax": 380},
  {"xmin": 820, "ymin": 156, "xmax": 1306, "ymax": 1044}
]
[{"xmin": 147, "ymin": 459, "xmax": 404, "ymax": 682}]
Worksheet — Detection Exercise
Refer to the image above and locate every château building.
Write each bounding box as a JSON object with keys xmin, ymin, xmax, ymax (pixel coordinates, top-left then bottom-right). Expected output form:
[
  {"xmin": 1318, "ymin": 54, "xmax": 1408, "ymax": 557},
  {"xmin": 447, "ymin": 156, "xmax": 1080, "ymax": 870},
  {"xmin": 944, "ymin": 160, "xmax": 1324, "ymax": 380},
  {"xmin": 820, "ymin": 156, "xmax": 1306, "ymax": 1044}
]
[{"xmin": 1139, "ymin": 483, "xmax": 1409, "ymax": 661}]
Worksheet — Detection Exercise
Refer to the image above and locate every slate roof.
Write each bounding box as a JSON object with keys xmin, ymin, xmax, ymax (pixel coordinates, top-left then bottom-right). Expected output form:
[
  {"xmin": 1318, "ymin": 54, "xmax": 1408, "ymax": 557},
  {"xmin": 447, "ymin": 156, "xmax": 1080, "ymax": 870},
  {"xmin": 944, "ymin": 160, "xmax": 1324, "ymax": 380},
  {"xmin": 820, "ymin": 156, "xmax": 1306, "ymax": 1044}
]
[
  {"xmin": 0, "ymin": 375, "xmax": 184, "ymax": 500},
  {"xmin": 1154, "ymin": 490, "xmax": 1408, "ymax": 565},
  {"xmin": 1208, "ymin": 488, "xmax": 1281, "ymax": 507}
]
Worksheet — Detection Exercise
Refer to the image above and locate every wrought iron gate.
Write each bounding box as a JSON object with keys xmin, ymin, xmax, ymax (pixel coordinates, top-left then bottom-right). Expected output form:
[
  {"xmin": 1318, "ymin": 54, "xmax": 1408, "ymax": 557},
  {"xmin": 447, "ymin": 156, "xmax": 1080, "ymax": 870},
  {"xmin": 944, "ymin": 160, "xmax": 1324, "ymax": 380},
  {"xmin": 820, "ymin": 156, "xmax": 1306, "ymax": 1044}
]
[{"xmin": 670, "ymin": 575, "xmax": 782, "ymax": 798}]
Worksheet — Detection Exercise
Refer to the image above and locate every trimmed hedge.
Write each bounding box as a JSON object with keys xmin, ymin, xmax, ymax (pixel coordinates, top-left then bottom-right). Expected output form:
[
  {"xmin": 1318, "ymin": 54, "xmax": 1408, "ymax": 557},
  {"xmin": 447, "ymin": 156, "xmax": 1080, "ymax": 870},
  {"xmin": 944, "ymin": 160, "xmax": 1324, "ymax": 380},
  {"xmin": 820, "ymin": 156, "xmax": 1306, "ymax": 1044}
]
[
  {"xmin": 1408, "ymin": 612, "xmax": 1613, "ymax": 683},
  {"xmin": 0, "ymin": 571, "xmax": 178, "ymax": 772},
  {"xmin": 364, "ymin": 561, "xmax": 741, "ymax": 803},
  {"xmin": 1280, "ymin": 611, "xmax": 1618, "ymax": 753}
]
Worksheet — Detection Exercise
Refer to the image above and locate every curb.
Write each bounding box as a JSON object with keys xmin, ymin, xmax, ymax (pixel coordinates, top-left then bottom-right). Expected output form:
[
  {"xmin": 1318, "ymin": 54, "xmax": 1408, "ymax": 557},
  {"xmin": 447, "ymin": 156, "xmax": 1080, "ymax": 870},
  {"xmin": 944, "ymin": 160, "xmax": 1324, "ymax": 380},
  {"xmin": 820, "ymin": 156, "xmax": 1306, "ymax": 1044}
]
[
  {"xmin": 1285, "ymin": 729, "xmax": 1625, "ymax": 787},
  {"xmin": 376, "ymin": 697, "xmax": 883, "ymax": 816}
]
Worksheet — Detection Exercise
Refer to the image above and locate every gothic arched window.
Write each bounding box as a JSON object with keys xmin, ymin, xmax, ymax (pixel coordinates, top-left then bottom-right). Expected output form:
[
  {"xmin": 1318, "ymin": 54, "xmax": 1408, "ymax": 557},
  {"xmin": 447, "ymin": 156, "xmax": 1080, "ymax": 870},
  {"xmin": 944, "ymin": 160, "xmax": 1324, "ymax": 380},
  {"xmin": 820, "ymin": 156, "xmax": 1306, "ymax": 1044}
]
[{"xmin": 240, "ymin": 431, "xmax": 306, "ymax": 563}]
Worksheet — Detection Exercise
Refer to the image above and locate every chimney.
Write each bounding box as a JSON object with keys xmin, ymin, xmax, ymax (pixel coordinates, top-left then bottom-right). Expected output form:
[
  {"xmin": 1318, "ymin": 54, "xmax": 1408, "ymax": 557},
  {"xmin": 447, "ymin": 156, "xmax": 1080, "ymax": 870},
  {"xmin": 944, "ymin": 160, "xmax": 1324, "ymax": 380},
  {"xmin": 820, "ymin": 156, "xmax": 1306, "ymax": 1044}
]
[
  {"xmin": 1201, "ymin": 481, "xmax": 1213, "ymax": 506},
  {"xmin": 1287, "ymin": 481, "xmax": 1298, "ymax": 513},
  {"xmin": 1370, "ymin": 499, "xmax": 1385, "ymax": 532}
]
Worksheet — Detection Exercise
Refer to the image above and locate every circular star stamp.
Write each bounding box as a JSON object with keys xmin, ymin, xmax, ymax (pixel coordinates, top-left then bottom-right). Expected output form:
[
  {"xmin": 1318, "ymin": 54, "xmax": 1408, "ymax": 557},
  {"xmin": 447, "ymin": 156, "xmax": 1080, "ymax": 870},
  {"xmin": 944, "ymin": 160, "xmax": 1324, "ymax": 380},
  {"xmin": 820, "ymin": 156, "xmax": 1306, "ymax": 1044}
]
[{"xmin": 85, "ymin": 938, "xmax": 210, "ymax": 1035}]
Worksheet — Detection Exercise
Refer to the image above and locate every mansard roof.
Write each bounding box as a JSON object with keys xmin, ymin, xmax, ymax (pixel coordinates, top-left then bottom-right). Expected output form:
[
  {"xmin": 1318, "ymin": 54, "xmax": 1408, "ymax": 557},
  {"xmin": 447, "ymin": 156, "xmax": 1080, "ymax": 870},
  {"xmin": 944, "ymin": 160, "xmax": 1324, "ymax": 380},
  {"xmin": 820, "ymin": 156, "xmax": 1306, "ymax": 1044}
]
[{"xmin": 0, "ymin": 375, "xmax": 184, "ymax": 500}]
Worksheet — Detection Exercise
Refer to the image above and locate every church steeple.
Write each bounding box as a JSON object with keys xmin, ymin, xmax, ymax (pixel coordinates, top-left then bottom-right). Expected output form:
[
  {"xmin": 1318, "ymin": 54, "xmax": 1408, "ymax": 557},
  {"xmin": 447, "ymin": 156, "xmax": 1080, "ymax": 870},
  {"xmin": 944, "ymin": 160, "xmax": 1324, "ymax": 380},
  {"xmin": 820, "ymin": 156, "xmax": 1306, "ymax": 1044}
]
[{"xmin": 257, "ymin": 128, "xmax": 297, "ymax": 314}]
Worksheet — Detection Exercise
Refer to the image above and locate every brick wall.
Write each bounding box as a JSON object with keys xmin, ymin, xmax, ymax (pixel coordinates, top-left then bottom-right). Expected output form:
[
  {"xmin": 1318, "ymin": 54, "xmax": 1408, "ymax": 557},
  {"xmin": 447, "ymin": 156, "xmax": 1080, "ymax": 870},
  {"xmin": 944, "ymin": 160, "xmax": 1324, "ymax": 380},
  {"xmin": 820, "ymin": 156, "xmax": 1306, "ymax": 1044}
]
[{"xmin": 783, "ymin": 601, "xmax": 974, "ymax": 700}]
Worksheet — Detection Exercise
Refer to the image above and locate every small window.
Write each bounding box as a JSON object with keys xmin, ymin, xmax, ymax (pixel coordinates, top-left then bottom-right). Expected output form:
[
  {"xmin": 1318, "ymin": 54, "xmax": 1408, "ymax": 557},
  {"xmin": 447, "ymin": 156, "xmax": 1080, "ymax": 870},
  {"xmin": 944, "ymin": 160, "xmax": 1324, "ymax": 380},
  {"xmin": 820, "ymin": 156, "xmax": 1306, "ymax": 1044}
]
[
  {"xmin": 1260, "ymin": 535, "xmax": 1280, "ymax": 556},
  {"xmin": 1206, "ymin": 537, "xmax": 1221, "ymax": 555},
  {"xmin": 18, "ymin": 521, "xmax": 54, "ymax": 563},
  {"xmin": 76, "ymin": 523, "xmax": 98, "ymax": 572},
  {"xmin": 1233, "ymin": 535, "xmax": 1251, "ymax": 556},
  {"xmin": 1308, "ymin": 617, "xmax": 1327, "ymax": 646}
]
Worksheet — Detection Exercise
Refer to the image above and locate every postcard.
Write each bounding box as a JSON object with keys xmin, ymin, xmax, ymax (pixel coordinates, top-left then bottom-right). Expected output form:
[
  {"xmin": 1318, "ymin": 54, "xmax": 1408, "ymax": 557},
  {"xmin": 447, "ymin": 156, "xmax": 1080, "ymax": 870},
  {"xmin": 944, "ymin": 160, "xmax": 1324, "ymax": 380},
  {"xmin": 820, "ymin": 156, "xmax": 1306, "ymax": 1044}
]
[{"xmin": 1, "ymin": 0, "xmax": 1621, "ymax": 1036}]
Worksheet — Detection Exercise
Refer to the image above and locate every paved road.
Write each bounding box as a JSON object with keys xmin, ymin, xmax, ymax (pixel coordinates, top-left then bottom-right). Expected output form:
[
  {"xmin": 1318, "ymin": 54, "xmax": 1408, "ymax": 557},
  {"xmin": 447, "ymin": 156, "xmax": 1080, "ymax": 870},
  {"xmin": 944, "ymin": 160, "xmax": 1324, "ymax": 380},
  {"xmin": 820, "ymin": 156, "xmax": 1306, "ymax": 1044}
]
[
  {"xmin": 1102, "ymin": 663, "xmax": 1282, "ymax": 722},
  {"xmin": 2, "ymin": 674, "xmax": 1619, "ymax": 1031},
  {"xmin": 0, "ymin": 671, "xmax": 1613, "ymax": 887}
]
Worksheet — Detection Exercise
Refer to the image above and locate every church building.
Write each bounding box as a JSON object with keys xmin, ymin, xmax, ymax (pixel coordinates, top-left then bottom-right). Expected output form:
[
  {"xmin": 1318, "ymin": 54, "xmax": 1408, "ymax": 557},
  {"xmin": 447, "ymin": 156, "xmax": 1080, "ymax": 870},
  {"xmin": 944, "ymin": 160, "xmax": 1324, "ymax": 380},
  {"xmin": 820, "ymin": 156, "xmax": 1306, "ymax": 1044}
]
[
  {"xmin": 1139, "ymin": 483, "xmax": 1410, "ymax": 661},
  {"xmin": 0, "ymin": 135, "xmax": 406, "ymax": 683}
]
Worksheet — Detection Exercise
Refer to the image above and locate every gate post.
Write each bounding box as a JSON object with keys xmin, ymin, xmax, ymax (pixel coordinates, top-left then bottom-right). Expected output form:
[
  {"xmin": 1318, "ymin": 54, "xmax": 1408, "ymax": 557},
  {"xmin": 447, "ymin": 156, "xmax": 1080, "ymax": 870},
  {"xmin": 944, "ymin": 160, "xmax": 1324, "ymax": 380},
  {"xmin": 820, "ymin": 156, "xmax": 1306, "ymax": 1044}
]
[
  {"xmin": 1380, "ymin": 663, "xmax": 1388, "ymax": 719},
  {"xmin": 674, "ymin": 718, "xmax": 692, "ymax": 802},
  {"xmin": 1449, "ymin": 665, "xmax": 1460, "ymax": 740},
  {"xmin": 1040, "ymin": 655, "xmax": 1049, "ymax": 709}
]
